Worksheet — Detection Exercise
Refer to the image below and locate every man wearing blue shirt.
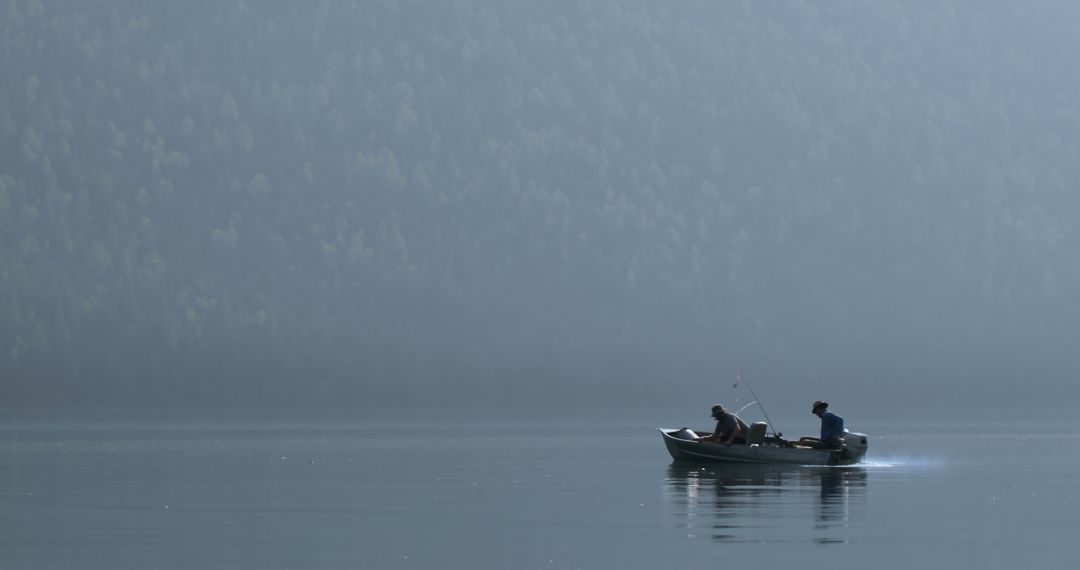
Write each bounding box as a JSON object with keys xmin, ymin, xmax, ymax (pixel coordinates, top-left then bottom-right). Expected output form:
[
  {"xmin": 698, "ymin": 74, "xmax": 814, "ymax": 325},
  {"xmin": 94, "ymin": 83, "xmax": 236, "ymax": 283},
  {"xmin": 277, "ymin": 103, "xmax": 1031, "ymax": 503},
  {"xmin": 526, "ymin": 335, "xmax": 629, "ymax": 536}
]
[{"xmin": 811, "ymin": 400, "xmax": 844, "ymax": 449}]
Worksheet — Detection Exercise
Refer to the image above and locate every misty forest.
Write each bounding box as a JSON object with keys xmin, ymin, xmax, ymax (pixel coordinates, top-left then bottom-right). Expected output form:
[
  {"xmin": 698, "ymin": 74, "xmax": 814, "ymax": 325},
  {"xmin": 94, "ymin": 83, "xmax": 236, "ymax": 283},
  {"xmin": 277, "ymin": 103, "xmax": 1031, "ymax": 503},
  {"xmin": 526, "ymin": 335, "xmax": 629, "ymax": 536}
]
[{"xmin": 2, "ymin": 1, "xmax": 1078, "ymax": 414}]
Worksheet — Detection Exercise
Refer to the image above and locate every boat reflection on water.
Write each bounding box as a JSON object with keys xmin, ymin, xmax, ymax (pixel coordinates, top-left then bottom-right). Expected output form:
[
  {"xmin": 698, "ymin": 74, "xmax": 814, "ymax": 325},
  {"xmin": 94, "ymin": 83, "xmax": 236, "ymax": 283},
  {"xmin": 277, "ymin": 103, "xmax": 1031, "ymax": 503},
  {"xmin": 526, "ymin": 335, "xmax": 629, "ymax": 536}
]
[{"xmin": 664, "ymin": 463, "xmax": 867, "ymax": 544}]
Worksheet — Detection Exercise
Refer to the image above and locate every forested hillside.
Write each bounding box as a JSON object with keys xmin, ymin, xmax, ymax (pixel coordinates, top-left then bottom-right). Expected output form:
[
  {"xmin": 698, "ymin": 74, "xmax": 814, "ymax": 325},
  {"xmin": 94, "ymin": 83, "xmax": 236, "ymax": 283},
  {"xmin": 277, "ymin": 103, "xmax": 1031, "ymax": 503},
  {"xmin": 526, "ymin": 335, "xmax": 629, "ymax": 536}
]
[{"xmin": 2, "ymin": 0, "xmax": 1077, "ymax": 412}]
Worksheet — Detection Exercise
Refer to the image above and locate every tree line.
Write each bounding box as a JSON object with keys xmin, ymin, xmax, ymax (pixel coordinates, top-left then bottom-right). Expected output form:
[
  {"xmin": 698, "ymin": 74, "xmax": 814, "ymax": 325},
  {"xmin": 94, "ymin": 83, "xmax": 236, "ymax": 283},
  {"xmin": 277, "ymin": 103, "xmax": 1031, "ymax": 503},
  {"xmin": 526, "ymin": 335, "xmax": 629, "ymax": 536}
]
[{"xmin": 2, "ymin": 0, "xmax": 1077, "ymax": 411}]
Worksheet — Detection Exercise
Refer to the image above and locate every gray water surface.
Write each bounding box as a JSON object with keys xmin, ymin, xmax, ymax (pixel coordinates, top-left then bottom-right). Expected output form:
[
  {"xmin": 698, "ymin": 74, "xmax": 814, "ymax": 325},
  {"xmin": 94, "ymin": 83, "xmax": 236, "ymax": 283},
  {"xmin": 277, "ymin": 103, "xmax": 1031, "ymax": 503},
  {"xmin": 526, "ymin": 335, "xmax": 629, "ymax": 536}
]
[{"xmin": 1, "ymin": 417, "xmax": 1076, "ymax": 569}]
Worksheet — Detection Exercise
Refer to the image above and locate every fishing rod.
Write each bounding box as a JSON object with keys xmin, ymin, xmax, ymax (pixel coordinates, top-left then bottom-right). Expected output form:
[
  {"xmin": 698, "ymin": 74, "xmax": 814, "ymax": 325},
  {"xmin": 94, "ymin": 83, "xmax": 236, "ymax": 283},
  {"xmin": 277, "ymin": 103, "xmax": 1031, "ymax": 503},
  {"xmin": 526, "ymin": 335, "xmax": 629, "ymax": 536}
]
[
  {"xmin": 734, "ymin": 371, "xmax": 780, "ymax": 438},
  {"xmin": 733, "ymin": 400, "xmax": 758, "ymax": 415}
]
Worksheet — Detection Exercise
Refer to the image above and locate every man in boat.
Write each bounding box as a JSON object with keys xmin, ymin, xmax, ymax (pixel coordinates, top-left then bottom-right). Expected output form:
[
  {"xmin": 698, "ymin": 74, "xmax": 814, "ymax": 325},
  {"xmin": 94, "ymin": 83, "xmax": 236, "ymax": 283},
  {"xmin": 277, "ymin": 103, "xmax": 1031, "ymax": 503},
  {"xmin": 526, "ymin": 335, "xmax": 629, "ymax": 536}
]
[
  {"xmin": 698, "ymin": 404, "xmax": 749, "ymax": 446},
  {"xmin": 807, "ymin": 400, "xmax": 845, "ymax": 449}
]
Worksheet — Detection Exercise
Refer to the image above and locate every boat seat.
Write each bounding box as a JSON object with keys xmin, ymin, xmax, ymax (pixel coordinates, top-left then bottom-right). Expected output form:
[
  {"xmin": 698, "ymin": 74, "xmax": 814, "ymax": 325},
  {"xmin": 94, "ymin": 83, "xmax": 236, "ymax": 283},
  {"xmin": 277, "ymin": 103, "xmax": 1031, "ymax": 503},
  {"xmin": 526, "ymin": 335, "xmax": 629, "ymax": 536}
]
[{"xmin": 747, "ymin": 422, "xmax": 767, "ymax": 445}]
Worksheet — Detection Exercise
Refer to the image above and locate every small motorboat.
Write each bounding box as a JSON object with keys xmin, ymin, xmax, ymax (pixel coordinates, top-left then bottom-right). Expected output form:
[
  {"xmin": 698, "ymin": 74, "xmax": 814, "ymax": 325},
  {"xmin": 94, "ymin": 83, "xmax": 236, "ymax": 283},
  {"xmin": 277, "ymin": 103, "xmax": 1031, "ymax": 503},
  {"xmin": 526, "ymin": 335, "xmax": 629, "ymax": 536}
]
[{"xmin": 658, "ymin": 422, "xmax": 869, "ymax": 466}]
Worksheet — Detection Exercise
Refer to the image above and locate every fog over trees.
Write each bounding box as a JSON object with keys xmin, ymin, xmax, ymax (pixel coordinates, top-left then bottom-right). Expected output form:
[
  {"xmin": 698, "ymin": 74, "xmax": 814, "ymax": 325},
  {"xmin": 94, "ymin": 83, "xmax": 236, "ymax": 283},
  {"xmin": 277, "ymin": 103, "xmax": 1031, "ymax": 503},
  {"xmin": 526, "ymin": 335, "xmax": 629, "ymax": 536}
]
[{"xmin": 2, "ymin": 1, "xmax": 1078, "ymax": 415}]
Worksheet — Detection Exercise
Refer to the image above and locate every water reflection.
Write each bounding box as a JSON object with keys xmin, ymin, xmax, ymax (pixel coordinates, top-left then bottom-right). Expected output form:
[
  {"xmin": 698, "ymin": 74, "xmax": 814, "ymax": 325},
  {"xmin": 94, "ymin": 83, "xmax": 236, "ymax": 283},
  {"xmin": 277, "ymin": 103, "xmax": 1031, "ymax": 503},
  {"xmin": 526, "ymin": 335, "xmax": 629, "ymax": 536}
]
[{"xmin": 665, "ymin": 463, "xmax": 867, "ymax": 544}]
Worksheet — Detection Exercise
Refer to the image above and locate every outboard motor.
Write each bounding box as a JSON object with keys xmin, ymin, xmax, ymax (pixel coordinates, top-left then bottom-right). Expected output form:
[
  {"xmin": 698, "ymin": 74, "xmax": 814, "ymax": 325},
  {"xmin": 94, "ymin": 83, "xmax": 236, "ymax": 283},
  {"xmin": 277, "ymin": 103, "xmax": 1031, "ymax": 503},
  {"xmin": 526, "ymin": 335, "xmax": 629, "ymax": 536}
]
[{"xmin": 842, "ymin": 429, "xmax": 869, "ymax": 461}]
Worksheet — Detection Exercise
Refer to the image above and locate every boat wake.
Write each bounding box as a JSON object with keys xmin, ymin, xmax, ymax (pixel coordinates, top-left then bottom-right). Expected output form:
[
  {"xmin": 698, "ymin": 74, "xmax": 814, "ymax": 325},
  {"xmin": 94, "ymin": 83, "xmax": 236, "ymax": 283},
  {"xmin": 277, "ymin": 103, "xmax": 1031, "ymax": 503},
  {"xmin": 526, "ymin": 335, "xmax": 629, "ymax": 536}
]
[
  {"xmin": 855, "ymin": 456, "xmax": 944, "ymax": 469},
  {"xmin": 855, "ymin": 459, "xmax": 897, "ymax": 468}
]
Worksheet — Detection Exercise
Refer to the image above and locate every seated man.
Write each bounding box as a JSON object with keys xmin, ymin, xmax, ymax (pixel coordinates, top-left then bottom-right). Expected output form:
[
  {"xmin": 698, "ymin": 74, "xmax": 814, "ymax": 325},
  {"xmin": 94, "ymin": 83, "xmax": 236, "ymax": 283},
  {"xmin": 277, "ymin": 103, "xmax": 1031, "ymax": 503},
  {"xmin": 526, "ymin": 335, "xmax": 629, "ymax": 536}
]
[
  {"xmin": 807, "ymin": 400, "xmax": 844, "ymax": 449},
  {"xmin": 699, "ymin": 404, "xmax": 749, "ymax": 446}
]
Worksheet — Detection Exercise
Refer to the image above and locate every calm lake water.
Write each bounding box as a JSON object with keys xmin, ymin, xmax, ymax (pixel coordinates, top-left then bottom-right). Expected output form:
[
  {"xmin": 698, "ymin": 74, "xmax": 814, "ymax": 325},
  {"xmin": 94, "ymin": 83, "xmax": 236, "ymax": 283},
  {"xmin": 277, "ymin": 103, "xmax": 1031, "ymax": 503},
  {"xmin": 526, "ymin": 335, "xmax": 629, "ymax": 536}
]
[{"xmin": 1, "ymin": 415, "xmax": 1077, "ymax": 569}]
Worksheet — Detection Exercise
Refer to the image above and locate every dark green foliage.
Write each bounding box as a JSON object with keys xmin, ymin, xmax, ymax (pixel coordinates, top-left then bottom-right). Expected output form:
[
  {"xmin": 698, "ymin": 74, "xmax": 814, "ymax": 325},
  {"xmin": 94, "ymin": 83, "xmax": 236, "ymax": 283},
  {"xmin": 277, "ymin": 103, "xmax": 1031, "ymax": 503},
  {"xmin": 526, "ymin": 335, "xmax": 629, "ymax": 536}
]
[{"xmin": 2, "ymin": 1, "xmax": 1077, "ymax": 410}]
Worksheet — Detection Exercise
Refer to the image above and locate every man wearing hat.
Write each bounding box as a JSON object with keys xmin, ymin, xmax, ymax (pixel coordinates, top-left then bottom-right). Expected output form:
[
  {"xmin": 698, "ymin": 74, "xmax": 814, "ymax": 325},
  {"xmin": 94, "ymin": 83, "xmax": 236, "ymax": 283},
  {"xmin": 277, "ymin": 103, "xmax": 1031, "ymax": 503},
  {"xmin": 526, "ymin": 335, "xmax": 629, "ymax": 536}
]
[
  {"xmin": 810, "ymin": 400, "xmax": 845, "ymax": 449},
  {"xmin": 699, "ymin": 404, "xmax": 749, "ymax": 446}
]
